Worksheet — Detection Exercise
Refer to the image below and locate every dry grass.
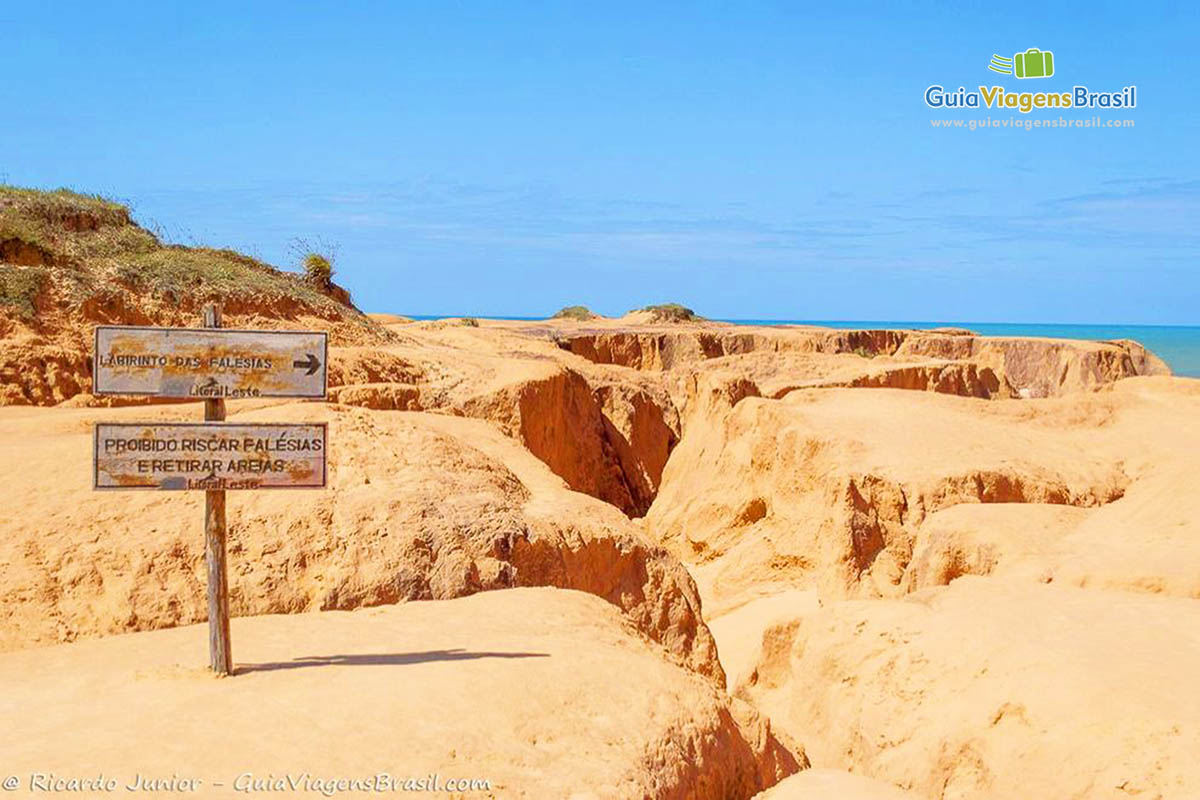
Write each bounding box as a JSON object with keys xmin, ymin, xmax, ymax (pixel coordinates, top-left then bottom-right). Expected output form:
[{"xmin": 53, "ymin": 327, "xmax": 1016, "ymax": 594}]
[{"xmin": 0, "ymin": 185, "xmax": 362, "ymax": 324}]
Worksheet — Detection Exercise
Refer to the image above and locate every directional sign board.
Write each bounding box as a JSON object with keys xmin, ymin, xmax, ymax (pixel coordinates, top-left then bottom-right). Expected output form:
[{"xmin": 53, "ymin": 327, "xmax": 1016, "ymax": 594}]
[
  {"xmin": 93, "ymin": 326, "xmax": 328, "ymax": 399},
  {"xmin": 94, "ymin": 422, "xmax": 327, "ymax": 491}
]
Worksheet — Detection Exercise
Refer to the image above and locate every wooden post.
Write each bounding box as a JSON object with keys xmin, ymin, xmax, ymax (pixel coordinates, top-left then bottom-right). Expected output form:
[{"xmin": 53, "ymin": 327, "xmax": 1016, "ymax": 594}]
[{"xmin": 202, "ymin": 303, "xmax": 232, "ymax": 675}]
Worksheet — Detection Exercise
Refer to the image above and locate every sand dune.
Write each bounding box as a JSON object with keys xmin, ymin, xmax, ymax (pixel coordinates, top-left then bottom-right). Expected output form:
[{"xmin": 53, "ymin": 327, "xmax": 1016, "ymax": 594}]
[
  {"xmin": 0, "ymin": 588, "xmax": 794, "ymax": 799},
  {"xmin": 0, "ymin": 399, "xmax": 723, "ymax": 684},
  {"xmin": 736, "ymin": 579, "xmax": 1200, "ymax": 799},
  {"xmin": 1, "ymin": 305, "xmax": 1197, "ymax": 798},
  {"xmin": 755, "ymin": 769, "xmax": 918, "ymax": 799}
]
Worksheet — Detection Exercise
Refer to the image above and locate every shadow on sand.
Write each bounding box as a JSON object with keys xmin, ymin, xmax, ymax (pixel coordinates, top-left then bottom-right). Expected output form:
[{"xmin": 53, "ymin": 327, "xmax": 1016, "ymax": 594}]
[{"xmin": 236, "ymin": 648, "xmax": 549, "ymax": 674}]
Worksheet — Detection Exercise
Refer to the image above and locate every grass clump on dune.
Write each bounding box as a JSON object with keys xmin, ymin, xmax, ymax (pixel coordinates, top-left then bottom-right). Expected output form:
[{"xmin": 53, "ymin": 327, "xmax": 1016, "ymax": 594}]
[
  {"xmin": 303, "ymin": 252, "xmax": 334, "ymax": 288},
  {"xmin": 551, "ymin": 305, "xmax": 597, "ymax": 321},
  {"xmin": 638, "ymin": 303, "xmax": 702, "ymax": 322}
]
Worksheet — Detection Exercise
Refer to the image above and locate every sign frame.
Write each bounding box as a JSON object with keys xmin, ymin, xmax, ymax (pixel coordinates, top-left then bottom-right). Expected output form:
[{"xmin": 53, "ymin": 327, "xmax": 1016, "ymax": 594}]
[
  {"xmin": 93, "ymin": 421, "xmax": 328, "ymax": 492},
  {"xmin": 92, "ymin": 325, "xmax": 329, "ymax": 399},
  {"xmin": 91, "ymin": 306, "xmax": 332, "ymax": 675}
]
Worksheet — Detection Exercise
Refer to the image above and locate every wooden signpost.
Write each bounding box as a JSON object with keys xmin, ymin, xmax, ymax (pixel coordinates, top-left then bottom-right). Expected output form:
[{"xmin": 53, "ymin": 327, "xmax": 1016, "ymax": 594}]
[
  {"xmin": 94, "ymin": 324, "xmax": 327, "ymax": 399},
  {"xmin": 92, "ymin": 305, "xmax": 328, "ymax": 675}
]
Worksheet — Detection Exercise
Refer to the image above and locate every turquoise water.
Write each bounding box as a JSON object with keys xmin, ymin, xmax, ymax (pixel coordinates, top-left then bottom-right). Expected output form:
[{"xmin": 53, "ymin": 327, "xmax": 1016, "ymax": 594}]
[
  {"xmin": 724, "ymin": 320, "xmax": 1200, "ymax": 378},
  {"xmin": 403, "ymin": 315, "xmax": 1200, "ymax": 378}
]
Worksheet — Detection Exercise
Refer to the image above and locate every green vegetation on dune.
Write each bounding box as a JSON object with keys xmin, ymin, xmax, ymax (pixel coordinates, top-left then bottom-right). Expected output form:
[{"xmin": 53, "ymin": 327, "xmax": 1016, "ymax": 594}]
[
  {"xmin": 0, "ymin": 186, "xmax": 135, "ymax": 258},
  {"xmin": 302, "ymin": 252, "xmax": 334, "ymax": 288},
  {"xmin": 0, "ymin": 185, "xmax": 129, "ymax": 222},
  {"xmin": 0, "ymin": 185, "xmax": 365, "ymax": 327},
  {"xmin": 552, "ymin": 305, "xmax": 597, "ymax": 320},
  {"xmin": 0, "ymin": 265, "xmax": 49, "ymax": 320},
  {"xmin": 638, "ymin": 303, "xmax": 702, "ymax": 322},
  {"xmin": 114, "ymin": 247, "xmax": 335, "ymax": 307}
]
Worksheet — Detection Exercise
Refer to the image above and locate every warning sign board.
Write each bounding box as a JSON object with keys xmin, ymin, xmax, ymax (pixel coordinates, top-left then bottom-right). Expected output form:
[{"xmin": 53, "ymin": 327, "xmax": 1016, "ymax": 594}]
[{"xmin": 94, "ymin": 422, "xmax": 327, "ymax": 490}]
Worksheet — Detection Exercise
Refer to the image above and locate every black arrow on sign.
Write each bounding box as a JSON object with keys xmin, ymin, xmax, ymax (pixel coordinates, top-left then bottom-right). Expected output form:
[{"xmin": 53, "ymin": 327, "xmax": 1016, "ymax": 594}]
[{"xmin": 292, "ymin": 353, "xmax": 321, "ymax": 375}]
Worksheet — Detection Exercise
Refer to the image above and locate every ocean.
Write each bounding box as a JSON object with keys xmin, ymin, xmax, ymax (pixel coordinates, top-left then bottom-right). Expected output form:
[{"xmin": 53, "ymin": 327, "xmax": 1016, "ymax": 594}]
[{"xmin": 403, "ymin": 315, "xmax": 1200, "ymax": 378}]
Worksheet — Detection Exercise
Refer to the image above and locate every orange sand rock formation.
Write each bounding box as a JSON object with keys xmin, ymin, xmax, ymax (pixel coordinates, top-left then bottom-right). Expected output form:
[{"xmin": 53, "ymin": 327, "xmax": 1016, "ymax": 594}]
[{"xmin": 1, "ymin": 307, "xmax": 1196, "ymax": 799}]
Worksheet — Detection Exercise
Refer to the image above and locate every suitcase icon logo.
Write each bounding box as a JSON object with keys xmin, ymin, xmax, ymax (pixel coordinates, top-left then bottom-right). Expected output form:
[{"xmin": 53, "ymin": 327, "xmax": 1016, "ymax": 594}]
[{"xmin": 988, "ymin": 48, "xmax": 1055, "ymax": 79}]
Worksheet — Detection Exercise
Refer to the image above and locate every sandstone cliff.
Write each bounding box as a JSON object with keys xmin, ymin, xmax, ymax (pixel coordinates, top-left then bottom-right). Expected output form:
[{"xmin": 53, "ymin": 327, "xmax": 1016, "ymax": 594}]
[{"xmin": 0, "ymin": 401, "xmax": 724, "ymax": 684}]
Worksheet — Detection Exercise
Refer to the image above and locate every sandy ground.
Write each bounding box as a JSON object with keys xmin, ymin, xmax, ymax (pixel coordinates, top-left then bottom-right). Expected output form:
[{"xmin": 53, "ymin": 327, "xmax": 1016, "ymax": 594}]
[
  {"xmin": 738, "ymin": 578, "xmax": 1200, "ymax": 799},
  {"xmin": 659, "ymin": 376, "xmax": 1200, "ymax": 798},
  {"xmin": 755, "ymin": 769, "xmax": 918, "ymax": 799},
  {"xmin": 1, "ymin": 316, "xmax": 1197, "ymax": 798},
  {"xmin": 0, "ymin": 588, "xmax": 783, "ymax": 799}
]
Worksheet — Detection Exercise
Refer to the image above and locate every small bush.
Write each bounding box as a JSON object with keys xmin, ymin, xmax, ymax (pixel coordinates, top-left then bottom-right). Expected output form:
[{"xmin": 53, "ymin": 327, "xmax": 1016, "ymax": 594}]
[
  {"xmin": 639, "ymin": 303, "xmax": 701, "ymax": 322},
  {"xmin": 303, "ymin": 252, "xmax": 333, "ymax": 287},
  {"xmin": 287, "ymin": 237, "xmax": 339, "ymax": 290},
  {"xmin": 460, "ymin": 317, "xmax": 480, "ymax": 327},
  {"xmin": 552, "ymin": 305, "xmax": 596, "ymax": 321},
  {"xmin": 852, "ymin": 346, "xmax": 876, "ymax": 359}
]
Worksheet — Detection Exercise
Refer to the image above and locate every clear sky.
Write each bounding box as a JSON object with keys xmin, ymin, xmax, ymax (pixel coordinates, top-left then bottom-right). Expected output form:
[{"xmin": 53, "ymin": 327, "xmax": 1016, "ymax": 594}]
[{"xmin": 3, "ymin": 1, "xmax": 1197, "ymax": 323}]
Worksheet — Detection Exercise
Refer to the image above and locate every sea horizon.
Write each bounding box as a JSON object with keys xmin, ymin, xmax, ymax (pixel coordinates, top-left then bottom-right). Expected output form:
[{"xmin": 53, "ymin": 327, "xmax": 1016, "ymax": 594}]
[{"xmin": 400, "ymin": 315, "xmax": 1200, "ymax": 378}]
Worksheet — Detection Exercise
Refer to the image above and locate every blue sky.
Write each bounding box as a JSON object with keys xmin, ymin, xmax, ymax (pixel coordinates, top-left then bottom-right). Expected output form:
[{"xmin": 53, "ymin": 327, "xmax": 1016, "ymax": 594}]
[{"xmin": 3, "ymin": 1, "xmax": 1197, "ymax": 323}]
